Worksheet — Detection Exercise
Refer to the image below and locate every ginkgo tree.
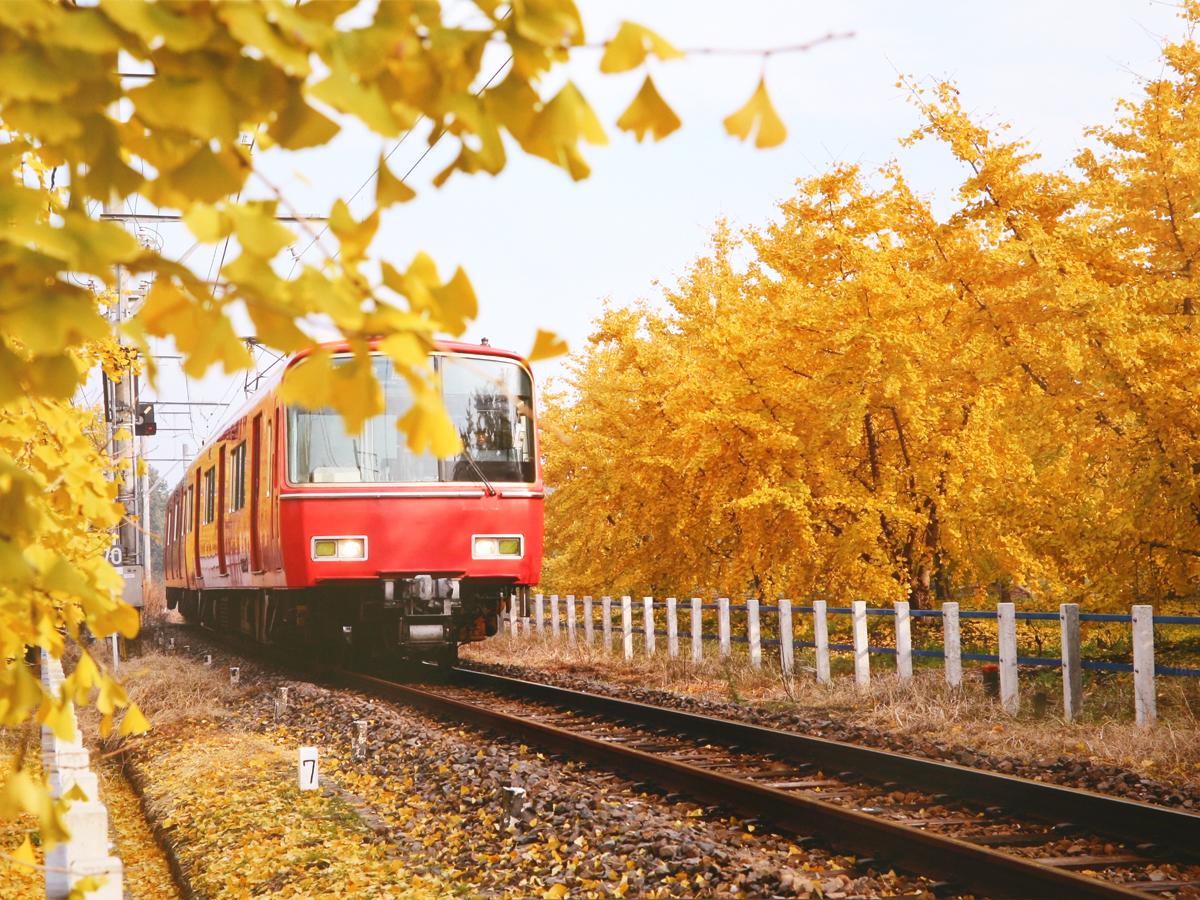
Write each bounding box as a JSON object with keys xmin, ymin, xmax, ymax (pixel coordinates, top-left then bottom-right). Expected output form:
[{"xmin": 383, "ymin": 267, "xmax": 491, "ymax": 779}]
[
  {"xmin": 543, "ymin": 2, "xmax": 1200, "ymax": 611},
  {"xmin": 0, "ymin": 0, "xmax": 827, "ymax": 848}
]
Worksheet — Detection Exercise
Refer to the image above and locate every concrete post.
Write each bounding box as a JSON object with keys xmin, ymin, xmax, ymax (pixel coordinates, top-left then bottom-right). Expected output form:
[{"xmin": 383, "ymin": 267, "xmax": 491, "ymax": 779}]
[
  {"xmin": 583, "ymin": 596, "xmax": 594, "ymax": 646},
  {"xmin": 666, "ymin": 597, "xmax": 679, "ymax": 658},
  {"xmin": 566, "ymin": 594, "xmax": 576, "ymax": 645},
  {"xmin": 550, "ymin": 594, "xmax": 560, "ymax": 640},
  {"xmin": 997, "ymin": 602, "xmax": 1019, "ymax": 715},
  {"xmin": 813, "ymin": 600, "xmax": 831, "ymax": 685},
  {"xmin": 894, "ymin": 600, "xmax": 912, "ymax": 680},
  {"xmin": 942, "ymin": 601, "xmax": 961, "ymax": 688},
  {"xmin": 852, "ymin": 600, "xmax": 869, "ymax": 690},
  {"xmin": 1132, "ymin": 604, "xmax": 1156, "ymax": 727},
  {"xmin": 643, "ymin": 596, "xmax": 655, "ymax": 655},
  {"xmin": 621, "ymin": 595, "xmax": 633, "ymax": 661},
  {"xmin": 690, "ymin": 597, "xmax": 703, "ymax": 663},
  {"xmin": 535, "ymin": 593, "xmax": 544, "ymax": 636},
  {"xmin": 602, "ymin": 596, "xmax": 613, "ymax": 652},
  {"xmin": 1059, "ymin": 603, "xmax": 1082, "ymax": 722},
  {"xmin": 717, "ymin": 597, "xmax": 731, "ymax": 659},
  {"xmin": 747, "ymin": 597, "xmax": 761, "ymax": 669},
  {"xmin": 778, "ymin": 598, "xmax": 794, "ymax": 677}
]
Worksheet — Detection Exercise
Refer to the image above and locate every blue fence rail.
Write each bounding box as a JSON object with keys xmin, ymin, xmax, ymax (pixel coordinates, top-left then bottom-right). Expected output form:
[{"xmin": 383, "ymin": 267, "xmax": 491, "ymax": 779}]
[{"xmin": 500, "ymin": 595, "xmax": 1200, "ymax": 725}]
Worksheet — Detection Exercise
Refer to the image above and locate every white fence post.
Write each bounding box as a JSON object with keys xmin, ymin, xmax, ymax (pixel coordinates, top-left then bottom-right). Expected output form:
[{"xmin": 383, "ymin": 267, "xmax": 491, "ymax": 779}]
[
  {"xmin": 643, "ymin": 596, "xmax": 655, "ymax": 655},
  {"xmin": 852, "ymin": 600, "xmax": 870, "ymax": 689},
  {"xmin": 813, "ymin": 600, "xmax": 831, "ymax": 684},
  {"xmin": 1060, "ymin": 603, "xmax": 1082, "ymax": 722},
  {"xmin": 691, "ymin": 598, "xmax": 703, "ymax": 663},
  {"xmin": 566, "ymin": 594, "xmax": 577, "ymax": 645},
  {"xmin": 747, "ymin": 597, "xmax": 761, "ymax": 669},
  {"xmin": 997, "ymin": 602, "xmax": 1019, "ymax": 715},
  {"xmin": 509, "ymin": 596, "xmax": 519, "ymax": 638},
  {"xmin": 602, "ymin": 596, "xmax": 613, "ymax": 652},
  {"xmin": 550, "ymin": 594, "xmax": 560, "ymax": 640},
  {"xmin": 535, "ymin": 593, "xmax": 544, "ymax": 636},
  {"xmin": 894, "ymin": 600, "xmax": 912, "ymax": 680},
  {"xmin": 666, "ymin": 597, "xmax": 678, "ymax": 658},
  {"xmin": 1132, "ymin": 604, "xmax": 1157, "ymax": 727},
  {"xmin": 621, "ymin": 595, "xmax": 633, "ymax": 661},
  {"xmin": 718, "ymin": 597, "xmax": 731, "ymax": 659},
  {"xmin": 778, "ymin": 598, "xmax": 794, "ymax": 677},
  {"xmin": 583, "ymin": 596, "xmax": 594, "ymax": 646},
  {"xmin": 942, "ymin": 601, "xmax": 961, "ymax": 688},
  {"xmin": 41, "ymin": 651, "xmax": 123, "ymax": 900},
  {"xmin": 522, "ymin": 615, "xmax": 530, "ymax": 637}
]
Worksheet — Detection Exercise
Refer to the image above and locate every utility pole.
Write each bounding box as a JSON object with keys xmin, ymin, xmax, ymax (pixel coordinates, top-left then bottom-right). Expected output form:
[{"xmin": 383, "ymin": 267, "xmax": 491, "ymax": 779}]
[{"xmin": 102, "ymin": 200, "xmax": 144, "ymax": 634}]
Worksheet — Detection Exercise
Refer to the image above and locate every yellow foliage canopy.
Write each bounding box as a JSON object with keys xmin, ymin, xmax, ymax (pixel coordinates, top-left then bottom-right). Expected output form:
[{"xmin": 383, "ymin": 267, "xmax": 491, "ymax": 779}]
[{"xmin": 544, "ymin": 6, "xmax": 1200, "ymax": 609}]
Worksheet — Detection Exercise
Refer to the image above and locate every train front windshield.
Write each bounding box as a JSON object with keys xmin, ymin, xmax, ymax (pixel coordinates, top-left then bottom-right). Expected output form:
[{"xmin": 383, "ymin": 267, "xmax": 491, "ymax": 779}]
[{"xmin": 287, "ymin": 354, "xmax": 536, "ymax": 485}]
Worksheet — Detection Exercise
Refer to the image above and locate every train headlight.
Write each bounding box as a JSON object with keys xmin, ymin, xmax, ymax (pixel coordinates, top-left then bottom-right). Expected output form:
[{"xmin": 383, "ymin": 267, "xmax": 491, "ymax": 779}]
[
  {"xmin": 473, "ymin": 535, "xmax": 523, "ymax": 559},
  {"xmin": 337, "ymin": 538, "xmax": 365, "ymax": 559},
  {"xmin": 311, "ymin": 536, "xmax": 368, "ymax": 560}
]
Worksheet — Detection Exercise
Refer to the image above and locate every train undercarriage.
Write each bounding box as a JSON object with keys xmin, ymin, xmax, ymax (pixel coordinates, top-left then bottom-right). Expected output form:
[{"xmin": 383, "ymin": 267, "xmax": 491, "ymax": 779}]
[{"xmin": 167, "ymin": 578, "xmax": 524, "ymax": 669}]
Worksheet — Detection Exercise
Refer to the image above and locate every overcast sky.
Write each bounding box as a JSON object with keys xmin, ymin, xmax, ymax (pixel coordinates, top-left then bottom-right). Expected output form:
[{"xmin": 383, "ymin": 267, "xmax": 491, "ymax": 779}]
[{"xmin": 135, "ymin": 0, "xmax": 1184, "ymax": 485}]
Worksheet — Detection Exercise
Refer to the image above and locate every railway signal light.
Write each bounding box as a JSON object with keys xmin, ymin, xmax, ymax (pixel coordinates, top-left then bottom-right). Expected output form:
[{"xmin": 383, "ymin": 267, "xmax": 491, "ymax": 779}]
[{"xmin": 134, "ymin": 402, "xmax": 156, "ymax": 436}]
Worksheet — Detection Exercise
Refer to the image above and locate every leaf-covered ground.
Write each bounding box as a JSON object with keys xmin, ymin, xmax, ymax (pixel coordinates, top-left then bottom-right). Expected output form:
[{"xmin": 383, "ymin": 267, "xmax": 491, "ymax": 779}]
[{"xmin": 127, "ymin": 636, "xmax": 928, "ymax": 898}]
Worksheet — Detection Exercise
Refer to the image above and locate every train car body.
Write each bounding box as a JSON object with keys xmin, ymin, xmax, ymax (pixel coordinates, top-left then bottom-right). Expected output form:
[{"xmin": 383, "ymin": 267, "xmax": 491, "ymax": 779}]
[{"xmin": 163, "ymin": 340, "xmax": 543, "ymax": 664}]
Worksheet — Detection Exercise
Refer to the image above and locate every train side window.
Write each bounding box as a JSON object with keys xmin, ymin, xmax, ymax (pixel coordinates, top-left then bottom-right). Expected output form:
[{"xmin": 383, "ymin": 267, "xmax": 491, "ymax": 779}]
[
  {"xmin": 265, "ymin": 419, "xmax": 272, "ymax": 497},
  {"xmin": 203, "ymin": 467, "xmax": 215, "ymax": 524},
  {"xmin": 230, "ymin": 442, "xmax": 247, "ymax": 511}
]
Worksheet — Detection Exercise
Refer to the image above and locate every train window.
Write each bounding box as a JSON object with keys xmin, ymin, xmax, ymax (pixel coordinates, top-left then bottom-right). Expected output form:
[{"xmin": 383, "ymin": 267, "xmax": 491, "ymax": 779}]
[
  {"xmin": 230, "ymin": 442, "xmax": 247, "ymax": 511},
  {"xmin": 203, "ymin": 467, "xmax": 215, "ymax": 524},
  {"xmin": 440, "ymin": 356, "xmax": 536, "ymax": 484},
  {"xmin": 186, "ymin": 485, "xmax": 193, "ymax": 532},
  {"xmin": 265, "ymin": 418, "xmax": 272, "ymax": 497},
  {"xmin": 285, "ymin": 354, "xmax": 536, "ymax": 484}
]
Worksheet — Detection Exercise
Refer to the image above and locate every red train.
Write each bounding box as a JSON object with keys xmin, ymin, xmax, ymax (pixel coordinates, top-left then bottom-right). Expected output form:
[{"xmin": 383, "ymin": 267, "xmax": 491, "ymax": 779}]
[{"xmin": 163, "ymin": 339, "xmax": 543, "ymax": 665}]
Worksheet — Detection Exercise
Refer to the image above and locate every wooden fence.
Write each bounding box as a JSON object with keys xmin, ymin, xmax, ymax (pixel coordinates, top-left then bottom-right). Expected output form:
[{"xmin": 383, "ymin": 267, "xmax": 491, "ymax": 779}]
[{"xmin": 501, "ymin": 596, "xmax": 1200, "ymax": 727}]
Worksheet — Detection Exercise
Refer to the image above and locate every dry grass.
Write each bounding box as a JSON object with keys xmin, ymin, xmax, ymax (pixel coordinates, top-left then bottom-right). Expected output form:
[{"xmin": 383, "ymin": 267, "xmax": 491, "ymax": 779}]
[{"xmin": 464, "ymin": 634, "xmax": 1200, "ymax": 789}]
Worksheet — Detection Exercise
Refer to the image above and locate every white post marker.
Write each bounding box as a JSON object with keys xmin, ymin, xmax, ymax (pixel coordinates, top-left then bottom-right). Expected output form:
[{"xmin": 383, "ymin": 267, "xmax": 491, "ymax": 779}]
[
  {"xmin": 666, "ymin": 597, "xmax": 679, "ymax": 658},
  {"xmin": 621, "ymin": 596, "xmax": 633, "ymax": 661},
  {"xmin": 230, "ymin": 666, "xmax": 240, "ymax": 686},
  {"xmin": 852, "ymin": 600, "xmax": 870, "ymax": 690},
  {"xmin": 778, "ymin": 598, "xmax": 794, "ymax": 677},
  {"xmin": 942, "ymin": 602, "xmax": 962, "ymax": 688},
  {"xmin": 1132, "ymin": 604, "xmax": 1157, "ymax": 727},
  {"xmin": 566, "ymin": 594, "xmax": 577, "ymax": 645},
  {"xmin": 997, "ymin": 602, "xmax": 1019, "ymax": 715},
  {"xmin": 717, "ymin": 598, "xmax": 731, "ymax": 659},
  {"xmin": 583, "ymin": 596, "xmax": 594, "ymax": 646},
  {"xmin": 111, "ymin": 634, "xmax": 119, "ymax": 673},
  {"xmin": 352, "ymin": 720, "xmax": 368, "ymax": 761},
  {"xmin": 1060, "ymin": 603, "xmax": 1082, "ymax": 722},
  {"xmin": 602, "ymin": 596, "xmax": 613, "ymax": 652},
  {"xmin": 550, "ymin": 594, "xmax": 560, "ymax": 640},
  {"xmin": 298, "ymin": 747, "xmax": 319, "ymax": 791},
  {"xmin": 894, "ymin": 601, "xmax": 912, "ymax": 680},
  {"xmin": 643, "ymin": 596, "xmax": 655, "ymax": 655},
  {"xmin": 509, "ymin": 596, "xmax": 519, "ymax": 638},
  {"xmin": 690, "ymin": 598, "xmax": 703, "ymax": 663},
  {"xmin": 813, "ymin": 600, "xmax": 831, "ymax": 685},
  {"xmin": 535, "ymin": 593, "xmax": 544, "ymax": 636},
  {"xmin": 747, "ymin": 597, "xmax": 761, "ymax": 670},
  {"xmin": 522, "ymin": 616, "xmax": 531, "ymax": 637}
]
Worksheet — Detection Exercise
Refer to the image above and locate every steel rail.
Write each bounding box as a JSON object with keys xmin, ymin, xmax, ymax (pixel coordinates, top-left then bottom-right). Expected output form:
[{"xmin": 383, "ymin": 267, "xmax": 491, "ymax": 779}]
[
  {"xmin": 451, "ymin": 667, "xmax": 1200, "ymax": 857},
  {"xmin": 332, "ymin": 668, "xmax": 1150, "ymax": 899}
]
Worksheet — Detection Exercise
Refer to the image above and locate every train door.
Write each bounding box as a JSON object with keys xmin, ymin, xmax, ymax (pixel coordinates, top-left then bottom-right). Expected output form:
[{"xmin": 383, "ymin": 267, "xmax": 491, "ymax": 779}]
[
  {"xmin": 250, "ymin": 414, "xmax": 262, "ymax": 572},
  {"xmin": 192, "ymin": 471, "xmax": 201, "ymax": 581},
  {"xmin": 217, "ymin": 446, "xmax": 227, "ymax": 576}
]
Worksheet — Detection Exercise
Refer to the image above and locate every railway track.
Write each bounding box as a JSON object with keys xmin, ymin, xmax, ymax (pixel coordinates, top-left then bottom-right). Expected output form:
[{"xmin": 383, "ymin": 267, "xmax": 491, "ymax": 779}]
[{"xmin": 322, "ymin": 665, "xmax": 1200, "ymax": 899}]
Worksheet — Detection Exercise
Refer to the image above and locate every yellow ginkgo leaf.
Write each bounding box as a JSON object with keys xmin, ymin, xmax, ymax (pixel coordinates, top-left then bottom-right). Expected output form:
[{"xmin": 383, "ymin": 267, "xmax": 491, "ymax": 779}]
[
  {"xmin": 117, "ymin": 702, "xmax": 150, "ymax": 737},
  {"xmin": 616, "ymin": 75, "xmax": 681, "ymax": 143},
  {"xmin": 723, "ymin": 78, "xmax": 787, "ymax": 149},
  {"xmin": 528, "ymin": 329, "xmax": 569, "ymax": 362},
  {"xmin": 600, "ymin": 21, "xmax": 684, "ymax": 73},
  {"xmin": 12, "ymin": 835, "xmax": 36, "ymax": 867},
  {"xmin": 376, "ymin": 154, "xmax": 416, "ymax": 208}
]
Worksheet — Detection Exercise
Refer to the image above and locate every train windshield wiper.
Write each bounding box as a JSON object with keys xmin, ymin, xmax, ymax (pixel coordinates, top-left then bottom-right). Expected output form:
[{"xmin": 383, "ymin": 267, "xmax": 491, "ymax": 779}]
[{"xmin": 459, "ymin": 445, "xmax": 497, "ymax": 496}]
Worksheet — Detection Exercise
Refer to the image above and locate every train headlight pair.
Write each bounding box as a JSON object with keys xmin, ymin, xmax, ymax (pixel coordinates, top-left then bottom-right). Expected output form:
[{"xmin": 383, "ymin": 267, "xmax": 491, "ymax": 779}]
[
  {"xmin": 311, "ymin": 537, "xmax": 367, "ymax": 560},
  {"xmin": 473, "ymin": 535, "xmax": 523, "ymax": 559}
]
